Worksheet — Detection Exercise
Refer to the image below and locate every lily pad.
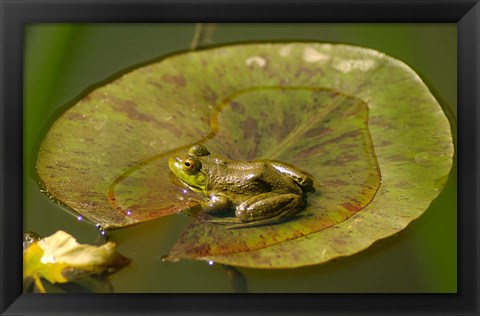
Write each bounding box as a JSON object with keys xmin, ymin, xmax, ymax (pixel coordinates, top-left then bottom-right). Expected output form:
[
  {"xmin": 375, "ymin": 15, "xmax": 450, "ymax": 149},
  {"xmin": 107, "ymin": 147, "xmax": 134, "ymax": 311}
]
[
  {"xmin": 164, "ymin": 87, "xmax": 380, "ymax": 258},
  {"xmin": 37, "ymin": 43, "xmax": 453, "ymax": 268}
]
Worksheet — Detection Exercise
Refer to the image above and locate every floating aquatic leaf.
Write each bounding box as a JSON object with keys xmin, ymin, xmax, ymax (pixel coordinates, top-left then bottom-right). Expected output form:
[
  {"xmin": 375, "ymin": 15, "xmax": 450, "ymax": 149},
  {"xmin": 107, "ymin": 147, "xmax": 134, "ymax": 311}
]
[
  {"xmin": 23, "ymin": 230, "xmax": 129, "ymax": 292},
  {"xmin": 37, "ymin": 43, "xmax": 453, "ymax": 268},
  {"xmin": 165, "ymin": 87, "xmax": 380, "ymax": 259}
]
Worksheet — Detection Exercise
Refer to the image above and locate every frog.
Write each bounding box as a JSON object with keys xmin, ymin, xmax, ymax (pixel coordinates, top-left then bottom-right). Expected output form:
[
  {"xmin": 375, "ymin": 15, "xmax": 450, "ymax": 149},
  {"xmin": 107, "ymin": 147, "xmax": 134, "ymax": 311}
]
[{"xmin": 168, "ymin": 144, "xmax": 314, "ymax": 229}]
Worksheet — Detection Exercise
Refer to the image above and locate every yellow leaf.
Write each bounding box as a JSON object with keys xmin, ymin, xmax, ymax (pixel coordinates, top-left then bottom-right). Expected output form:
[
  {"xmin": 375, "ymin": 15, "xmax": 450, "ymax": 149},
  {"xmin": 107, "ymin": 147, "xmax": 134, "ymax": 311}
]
[{"xmin": 23, "ymin": 230, "xmax": 128, "ymax": 292}]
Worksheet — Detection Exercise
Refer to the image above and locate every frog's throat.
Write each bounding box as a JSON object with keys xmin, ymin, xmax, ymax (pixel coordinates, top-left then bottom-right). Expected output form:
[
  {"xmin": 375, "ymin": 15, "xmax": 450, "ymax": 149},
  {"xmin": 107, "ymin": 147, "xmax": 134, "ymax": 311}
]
[{"xmin": 178, "ymin": 178, "xmax": 206, "ymax": 194}]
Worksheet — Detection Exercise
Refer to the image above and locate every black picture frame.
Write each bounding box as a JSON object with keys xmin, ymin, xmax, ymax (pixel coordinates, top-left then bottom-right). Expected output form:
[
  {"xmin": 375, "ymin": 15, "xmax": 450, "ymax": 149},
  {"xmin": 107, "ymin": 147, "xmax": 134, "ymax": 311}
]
[{"xmin": 1, "ymin": 1, "xmax": 479, "ymax": 315}]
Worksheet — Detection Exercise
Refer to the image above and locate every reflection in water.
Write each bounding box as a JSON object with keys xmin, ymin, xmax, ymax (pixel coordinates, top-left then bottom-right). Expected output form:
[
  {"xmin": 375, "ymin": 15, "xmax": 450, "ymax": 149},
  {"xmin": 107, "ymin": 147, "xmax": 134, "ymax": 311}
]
[
  {"xmin": 222, "ymin": 264, "xmax": 249, "ymax": 293},
  {"xmin": 191, "ymin": 23, "xmax": 217, "ymax": 50}
]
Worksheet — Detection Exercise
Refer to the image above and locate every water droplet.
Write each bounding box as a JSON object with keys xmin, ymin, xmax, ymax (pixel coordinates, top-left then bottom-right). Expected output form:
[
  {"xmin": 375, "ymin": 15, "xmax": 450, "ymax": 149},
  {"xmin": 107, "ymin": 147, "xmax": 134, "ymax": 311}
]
[
  {"xmin": 433, "ymin": 174, "xmax": 449, "ymax": 192},
  {"xmin": 391, "ymin": 223, "xmax": 403, "ymax": 230},
  {"xmin": 208, "ymin": 260, "xmax": 215, "ymax": 266},
  {"xmin": 41, "ymin": 255, "xmax": 55, "ymax": 264},
  {"xmin": 127, "ymin": 210, "xmax": 132, "ymax": 216},
  {"xmin": 415, "ymin": 151, "xmax": 445, "ymax": 166},
  {"xmin": 77, "ymin": 215, "xmax": 83, "ymax": 221},
  {"xmin": 161, "ymin": 255, "xmax": 178, "ymax": 263},
  {"xmin": 303, "ymin": 47, "xmax": 330, "ymax": 63},
  {"xmin": 245, "ymin": 56, "xmax": 267, "ymax": 68}
]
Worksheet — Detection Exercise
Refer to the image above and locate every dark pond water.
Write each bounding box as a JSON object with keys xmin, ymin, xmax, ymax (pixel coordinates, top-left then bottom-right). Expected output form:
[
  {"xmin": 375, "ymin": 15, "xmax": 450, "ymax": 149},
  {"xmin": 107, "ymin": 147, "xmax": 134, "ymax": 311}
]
[{"xmin": 24, "ymin": 23, "xmax": 456, "ymax": 293}]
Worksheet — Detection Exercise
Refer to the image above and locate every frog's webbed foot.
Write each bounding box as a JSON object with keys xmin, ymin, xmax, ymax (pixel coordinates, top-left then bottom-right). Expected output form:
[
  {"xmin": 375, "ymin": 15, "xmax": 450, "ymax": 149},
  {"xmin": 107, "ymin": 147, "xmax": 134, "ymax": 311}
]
[
  {"xmin": 225, "ymin": 215, "xmax": 291, "ymax": 229},
  {"xmin": 207, "ymin": 217, "xmax": 240, "ymax": 226},
  {"xmin": 207, "ymin": 214, "xmax": 304, "ymax": 229}
]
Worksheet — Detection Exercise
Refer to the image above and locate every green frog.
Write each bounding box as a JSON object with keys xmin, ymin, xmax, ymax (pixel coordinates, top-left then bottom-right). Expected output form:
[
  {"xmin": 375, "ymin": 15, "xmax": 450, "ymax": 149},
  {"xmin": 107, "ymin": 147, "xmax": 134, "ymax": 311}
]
[{"xmin": 168, "ymin": 144, "xmax": 314, "ymax": 229}]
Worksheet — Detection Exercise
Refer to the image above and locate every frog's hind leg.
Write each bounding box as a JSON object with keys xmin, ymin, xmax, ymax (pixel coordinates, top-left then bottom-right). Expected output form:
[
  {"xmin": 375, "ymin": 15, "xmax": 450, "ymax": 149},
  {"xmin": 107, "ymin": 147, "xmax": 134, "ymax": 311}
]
[
  {"xmin": 228, "ymin": 193, "xmax": 305, "ymax": 229},
  {"xmin": 269, "ymin": 161, "xmax": 315, "ymax": 192},
  {"xmin": 208, "ymin": 193, "xmax": 306, "ymax": 229}
]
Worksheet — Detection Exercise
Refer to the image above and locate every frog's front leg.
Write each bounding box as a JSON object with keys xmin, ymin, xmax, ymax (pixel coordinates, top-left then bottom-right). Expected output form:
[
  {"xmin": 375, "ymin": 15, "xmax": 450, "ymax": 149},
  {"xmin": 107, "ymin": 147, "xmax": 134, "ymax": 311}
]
[
  {"xmin": 227, "ymin": 192, "xmax": 305, "ymax": 229},
  {"xmin": 201, "ymin": 194, "xmax": 232, "ymax": 213}
]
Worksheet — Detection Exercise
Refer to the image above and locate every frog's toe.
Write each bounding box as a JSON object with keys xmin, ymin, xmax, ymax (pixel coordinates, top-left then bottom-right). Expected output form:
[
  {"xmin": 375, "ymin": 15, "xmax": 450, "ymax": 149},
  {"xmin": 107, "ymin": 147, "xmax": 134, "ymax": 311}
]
[
  {"xmin": 207, "ymin": 217, "xmax": 270, "ymax": 229},
  {"xmin": 206, "ymin": 217, "xmax": 239, "ymax": 226},
  {"xmin": 227, "ymin": 213, "xmax": 308, "ymax": 229}
]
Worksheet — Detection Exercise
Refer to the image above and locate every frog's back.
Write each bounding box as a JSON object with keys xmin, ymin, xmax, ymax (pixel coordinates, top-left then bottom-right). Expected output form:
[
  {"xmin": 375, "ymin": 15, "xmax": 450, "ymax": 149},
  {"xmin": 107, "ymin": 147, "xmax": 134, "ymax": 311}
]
[{"xmin": 205, "ymin": 160, "xmax": 302, "ymax": 204}]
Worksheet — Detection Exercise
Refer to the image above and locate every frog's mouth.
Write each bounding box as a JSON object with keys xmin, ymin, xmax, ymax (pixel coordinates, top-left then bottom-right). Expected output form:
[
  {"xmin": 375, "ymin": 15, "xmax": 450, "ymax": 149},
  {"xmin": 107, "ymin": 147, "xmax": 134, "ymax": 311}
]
[{"xmin": 176, "ymin": 176, "xmax": 204, "ymax": 192}]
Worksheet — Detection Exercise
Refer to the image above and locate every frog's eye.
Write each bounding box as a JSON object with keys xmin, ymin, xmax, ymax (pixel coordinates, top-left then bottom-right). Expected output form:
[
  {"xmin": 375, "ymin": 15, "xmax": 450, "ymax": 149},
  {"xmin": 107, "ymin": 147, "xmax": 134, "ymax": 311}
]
[{"xmin": 183, "ymin": 158, "xmax": 197, "ymax": 173}]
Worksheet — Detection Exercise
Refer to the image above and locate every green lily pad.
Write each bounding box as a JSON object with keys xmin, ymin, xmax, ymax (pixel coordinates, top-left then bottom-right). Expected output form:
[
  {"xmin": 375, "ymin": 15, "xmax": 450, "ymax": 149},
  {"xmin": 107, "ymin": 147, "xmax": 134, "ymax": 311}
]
[
  {"xmin": 37, "ymin": 43, "xmax": 454, "ymax": 268},
  {"xmin": 164, "ymin": 87, "xmax": 380, "ymax": 259}
]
